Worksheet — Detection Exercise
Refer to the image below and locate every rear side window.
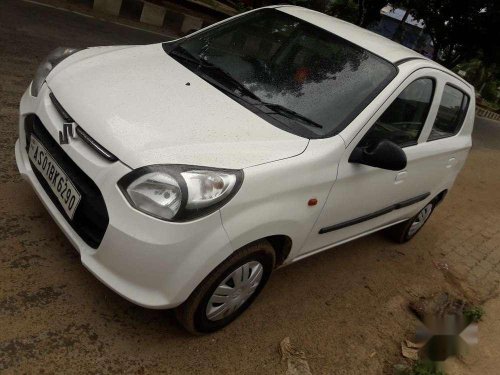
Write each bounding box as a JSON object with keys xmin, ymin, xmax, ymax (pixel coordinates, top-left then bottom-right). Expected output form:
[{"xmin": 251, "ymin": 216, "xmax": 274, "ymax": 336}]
[
  {"xmin": 359, "ymin": 78, "xmax": 434, "ymax": 148},
  {"xmin": 428, "ymin": 84, "xmax": 469, "ymax": 140}
]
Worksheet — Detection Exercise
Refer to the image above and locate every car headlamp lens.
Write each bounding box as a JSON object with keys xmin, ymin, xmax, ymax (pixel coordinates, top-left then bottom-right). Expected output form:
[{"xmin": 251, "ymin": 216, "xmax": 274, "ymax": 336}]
[
  {"xmin": 119, "ymin": 166, "xmax": 243, "ymax": 221},
  {"xmin": 31, "ymin": 47, "xmax": 83, "ymax": 97},
  {"xmin": 126, "ymin": 172, "xmax": 182, "ymax": 220}
]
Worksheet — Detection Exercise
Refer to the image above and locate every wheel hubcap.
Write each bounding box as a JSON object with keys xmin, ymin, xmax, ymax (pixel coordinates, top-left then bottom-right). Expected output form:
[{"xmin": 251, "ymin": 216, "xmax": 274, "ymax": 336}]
[
  {"xmin": 206, "ymin": 261, "xmax": 264, "ymax": 321},
  {"xmin": 408, "ymin": 203, "xmax": 433, "ymax": 237}
]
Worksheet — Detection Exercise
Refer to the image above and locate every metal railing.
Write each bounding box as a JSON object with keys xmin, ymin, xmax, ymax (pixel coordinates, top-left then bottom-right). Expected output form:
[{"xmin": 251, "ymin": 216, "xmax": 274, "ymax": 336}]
[{"xmin": 476, "ymin": 107, "xmax": 500, "ymax": 121}]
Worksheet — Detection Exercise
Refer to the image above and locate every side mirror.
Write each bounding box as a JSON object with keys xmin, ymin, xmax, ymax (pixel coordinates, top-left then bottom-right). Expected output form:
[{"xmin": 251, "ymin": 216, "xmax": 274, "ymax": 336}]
[{"xmin": 349, "ymin": 139, "xmax": 407, "ymax": 171}]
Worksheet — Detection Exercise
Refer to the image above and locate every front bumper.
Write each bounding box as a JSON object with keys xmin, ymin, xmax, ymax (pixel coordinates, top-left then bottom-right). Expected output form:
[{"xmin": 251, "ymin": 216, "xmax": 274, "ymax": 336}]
[{"xmin": 16, "ymin": 85, "xmax": 234, "ymax": 308}]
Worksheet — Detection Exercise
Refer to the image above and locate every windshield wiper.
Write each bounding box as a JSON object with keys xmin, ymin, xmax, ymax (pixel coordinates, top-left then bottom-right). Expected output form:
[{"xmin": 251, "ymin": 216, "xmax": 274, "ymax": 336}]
[
  {"xmin": 170, "ymin": 47, "xmax": 322, "ymax": 130},
  {"xmin": 199, "ymin": 64, "xmax": 261, "ymax": 101},
  {"xmin": 259, "ymin": 103, "xmax": 323, "ymax": 129},
  {"xmin": 170, "ymin": 47, "xmax": 260, "ymax": 101}
]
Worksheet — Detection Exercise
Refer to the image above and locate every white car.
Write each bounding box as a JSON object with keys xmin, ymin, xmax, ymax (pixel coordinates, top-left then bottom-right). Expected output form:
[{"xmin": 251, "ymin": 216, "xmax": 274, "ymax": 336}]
[{"xmin": 15, "ymin": 6, "xmax": 474, "ymax": 333}]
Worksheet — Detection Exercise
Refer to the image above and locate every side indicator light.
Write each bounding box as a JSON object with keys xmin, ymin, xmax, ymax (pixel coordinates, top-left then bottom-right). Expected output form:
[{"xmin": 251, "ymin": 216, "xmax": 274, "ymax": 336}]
[{"xmin": 308, "ymin": 198, "xmax": 318, "ymax": 206}]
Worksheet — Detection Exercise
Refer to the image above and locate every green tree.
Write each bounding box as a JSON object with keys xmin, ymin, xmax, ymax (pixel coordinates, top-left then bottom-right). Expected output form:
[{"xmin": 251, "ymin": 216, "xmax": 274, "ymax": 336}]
[
  {"xmin": 355, "ymin": 0, "xmax": 387, "ymax": 27},
  {"xmin": 392, "ymin": 0, "xmax": 499, "ymax": 68},
  {"xmin": 456, "ymin": 59, "xmax": 499, "ymax": 98},
  {"xmin": 328, "ymin": 0, "xmax": 358, "ymax": 23}
]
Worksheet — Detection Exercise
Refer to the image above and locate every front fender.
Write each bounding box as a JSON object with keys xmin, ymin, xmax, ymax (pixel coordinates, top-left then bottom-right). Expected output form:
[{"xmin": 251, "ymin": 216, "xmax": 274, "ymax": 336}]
[{"xmin": 221, "ymin": 137, "xmax": 345, "ymax": 262}]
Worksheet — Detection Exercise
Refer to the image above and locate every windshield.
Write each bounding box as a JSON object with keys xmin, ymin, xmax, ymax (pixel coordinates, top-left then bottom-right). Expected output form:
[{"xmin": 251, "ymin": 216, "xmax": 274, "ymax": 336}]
[{"xmin": 166, "ymin": 9, "xmax": 397, "ymax": 138}]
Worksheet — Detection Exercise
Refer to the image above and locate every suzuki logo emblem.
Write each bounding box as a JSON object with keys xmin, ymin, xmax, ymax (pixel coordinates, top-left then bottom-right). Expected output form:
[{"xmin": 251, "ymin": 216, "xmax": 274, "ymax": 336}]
[{"xmin": 59, "ymin": 122, "xmax": 74, "ymax": 145}]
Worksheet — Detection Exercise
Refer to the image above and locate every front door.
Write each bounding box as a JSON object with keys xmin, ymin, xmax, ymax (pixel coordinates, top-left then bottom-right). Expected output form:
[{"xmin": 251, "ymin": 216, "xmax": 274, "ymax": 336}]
[{"xmin": 301, "ymin": 69, "xmax": 443, "ymax": 256}]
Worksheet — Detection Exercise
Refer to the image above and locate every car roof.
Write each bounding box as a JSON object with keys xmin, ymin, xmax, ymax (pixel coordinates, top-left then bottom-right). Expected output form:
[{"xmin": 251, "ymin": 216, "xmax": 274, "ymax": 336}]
[{"xmin": 275, "ymin": 5, "xmax": 425, "ymax": 64}]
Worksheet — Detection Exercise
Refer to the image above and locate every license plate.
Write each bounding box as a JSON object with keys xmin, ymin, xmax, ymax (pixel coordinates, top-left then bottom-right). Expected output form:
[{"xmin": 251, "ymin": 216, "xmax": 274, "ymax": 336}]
[{"xmin": 28, "ymin": 135, "xmax": 81, "ymax": 219}]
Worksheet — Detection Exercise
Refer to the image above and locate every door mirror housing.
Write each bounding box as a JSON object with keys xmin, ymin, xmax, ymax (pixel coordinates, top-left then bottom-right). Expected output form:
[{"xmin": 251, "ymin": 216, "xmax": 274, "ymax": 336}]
[{"xmin": 349, "ymin": 139, "xmax": 407, "ymax": 171}]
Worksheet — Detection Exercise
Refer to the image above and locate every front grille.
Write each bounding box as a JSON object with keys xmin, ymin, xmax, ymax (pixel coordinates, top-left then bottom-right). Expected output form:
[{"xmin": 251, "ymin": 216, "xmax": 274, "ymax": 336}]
[
  {"xmin": 49, "ymin": 93, "xmax": 118, "ymax": 162},
  {"xmin": 25, "ymin": 115, "xmax": 109, "ymax": 249}
]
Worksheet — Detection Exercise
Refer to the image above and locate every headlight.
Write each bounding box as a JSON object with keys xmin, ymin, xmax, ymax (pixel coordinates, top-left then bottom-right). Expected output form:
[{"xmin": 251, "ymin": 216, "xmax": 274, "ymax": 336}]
[
  {"xmin": 118, "ymin": 165, "xmax": 243, "ymax": 221},
  {"xmin": 31, "ymin": 47, "xmax": 83, "ymax": 97}
]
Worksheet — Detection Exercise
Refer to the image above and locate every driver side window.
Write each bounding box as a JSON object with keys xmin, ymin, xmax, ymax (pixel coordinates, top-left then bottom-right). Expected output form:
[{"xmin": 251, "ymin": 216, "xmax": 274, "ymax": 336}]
[{"xmin": 359, "ymin": 78, "xmax": 435, "ymax": 148}]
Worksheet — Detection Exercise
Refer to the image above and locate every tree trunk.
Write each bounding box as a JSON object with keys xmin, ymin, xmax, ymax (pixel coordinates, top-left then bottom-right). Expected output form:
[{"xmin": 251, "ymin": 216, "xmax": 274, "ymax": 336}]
[
  {"xmin": 357, "ymin": 0, "xmax": 365, "ymax": 26},
  {"xmin": 430, "ymin": 35, "xmax": 440, "ymax": 62},
  {"xmin": 432, "ymin": 46, "xmax": 439, "ymax": 61}
]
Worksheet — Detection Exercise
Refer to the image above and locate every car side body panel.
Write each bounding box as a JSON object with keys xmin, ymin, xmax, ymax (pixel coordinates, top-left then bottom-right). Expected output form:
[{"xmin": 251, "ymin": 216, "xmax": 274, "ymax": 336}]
[
  {"xmin": 298, "ymin": 62, "xmax": 473, "ymax": 260},
  {"xmin": 220, "ymin": 136, "xmax": 345, "ymax": 262},
  {"xmin": 222, "ymin": 61, "xmax": 474, "ymax": 266},
  {"xmin": 218, "ymin": 61, "xmax": 410, "ymax": 261}
]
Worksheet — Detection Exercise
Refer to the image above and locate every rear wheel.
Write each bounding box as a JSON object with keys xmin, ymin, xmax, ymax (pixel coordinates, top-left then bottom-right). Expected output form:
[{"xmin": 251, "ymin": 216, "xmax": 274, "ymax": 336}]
[
  {"xmin": 388, "ymin": 202, "xmax": 434, "ymax": 243},
  {"xmin": 175, "ymin": 240, "xmax": 275, "ymax": 334}
]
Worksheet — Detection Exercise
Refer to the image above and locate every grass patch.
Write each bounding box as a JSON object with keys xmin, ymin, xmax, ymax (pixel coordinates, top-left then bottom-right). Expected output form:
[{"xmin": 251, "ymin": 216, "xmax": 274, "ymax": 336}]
[
  {"xmin": 410, "ymin": 361, "xmax": 445, "ymax": 375},
  {"xmin": 394, "ymin": 360, "xmax": 446, "ymax": 375},
  {"xmin": 463, "ymin": 305, "xmax": 485, "ymax": 323},
  {"xmin": 395, "ymin": 361, "xmax": 446, "ymax": 375}
]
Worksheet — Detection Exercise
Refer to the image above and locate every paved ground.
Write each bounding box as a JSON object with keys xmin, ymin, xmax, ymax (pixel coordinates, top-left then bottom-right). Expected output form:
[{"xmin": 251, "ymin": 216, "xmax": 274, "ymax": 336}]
[{"xmin": 1, "ymin": 1, "xmax": 500, "ymax": 373}]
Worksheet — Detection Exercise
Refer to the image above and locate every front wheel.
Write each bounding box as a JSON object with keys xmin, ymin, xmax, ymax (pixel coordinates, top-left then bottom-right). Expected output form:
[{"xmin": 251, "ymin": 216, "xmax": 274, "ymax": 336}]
[
  {"xmin": 387, "ymin": 202, "xmax": 434, "ymax": 243},
  {"xmin": 175, "ymin": 240, "xmax": 275, "ymax": 334}
]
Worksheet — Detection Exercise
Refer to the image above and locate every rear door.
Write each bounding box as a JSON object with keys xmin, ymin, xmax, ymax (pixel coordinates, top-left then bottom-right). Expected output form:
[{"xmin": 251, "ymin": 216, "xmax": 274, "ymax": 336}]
[{"xmin": 416, "ymin": 73, "xmax": 473, "ymax": 195}]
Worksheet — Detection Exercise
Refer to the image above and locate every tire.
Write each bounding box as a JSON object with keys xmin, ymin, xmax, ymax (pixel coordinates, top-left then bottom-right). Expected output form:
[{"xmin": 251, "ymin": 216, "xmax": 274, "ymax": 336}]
[
  {"xmin": 387, "ymin": 202, "xmax": 435, "ymax": 243},
  {"xmin": 175, "ymin": 239, "xmax": 275, "ymax": 334}
]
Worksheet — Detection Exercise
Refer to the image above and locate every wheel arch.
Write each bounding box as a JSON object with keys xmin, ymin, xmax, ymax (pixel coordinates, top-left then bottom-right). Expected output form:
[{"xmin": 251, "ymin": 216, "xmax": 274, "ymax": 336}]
[
  {"xmin": 263, "ymin": 234, "xmax": 293, "ymax": 267},
  {"xmin": 433, "ymin": 189, "xmax": 448, "ymax": 206},
  {"xmin": 228, "ymin": 234, "xmax": 293, "ymax": 268}
]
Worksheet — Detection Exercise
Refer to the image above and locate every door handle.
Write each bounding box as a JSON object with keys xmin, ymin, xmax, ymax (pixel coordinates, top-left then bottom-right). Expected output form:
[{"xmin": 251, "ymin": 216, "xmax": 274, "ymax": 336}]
[
  {"xmin": 395, "ymin": 171, "xmax": 407, "ymax": 183},
  {"xmin": 446, "ymin": 157, "xmax": 457, "ymax": 168}
]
